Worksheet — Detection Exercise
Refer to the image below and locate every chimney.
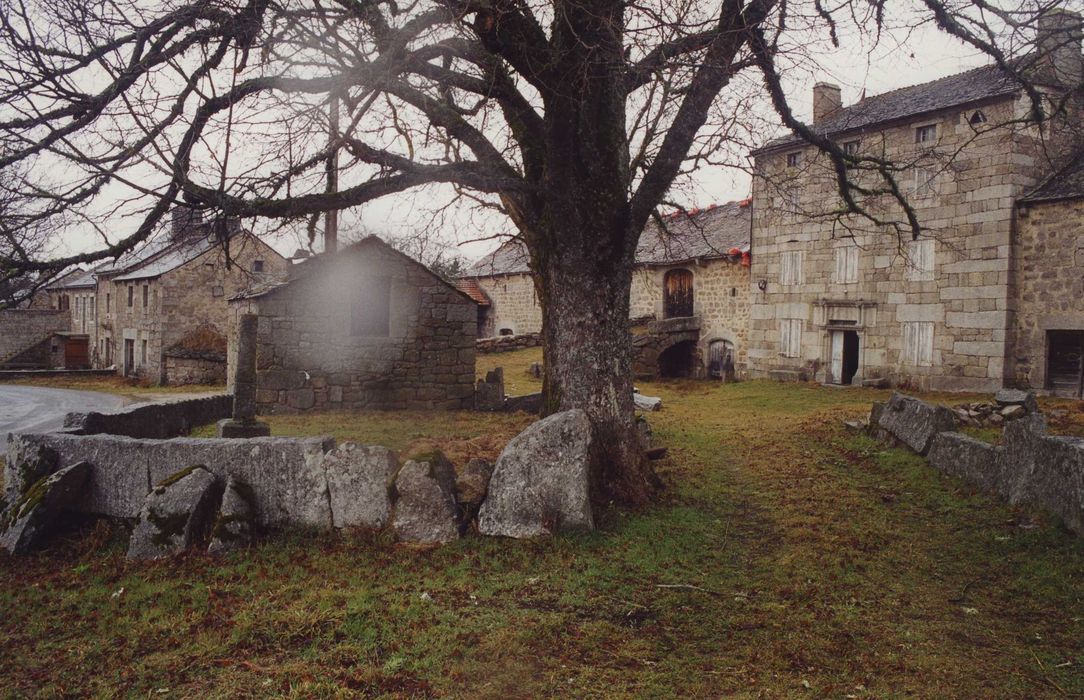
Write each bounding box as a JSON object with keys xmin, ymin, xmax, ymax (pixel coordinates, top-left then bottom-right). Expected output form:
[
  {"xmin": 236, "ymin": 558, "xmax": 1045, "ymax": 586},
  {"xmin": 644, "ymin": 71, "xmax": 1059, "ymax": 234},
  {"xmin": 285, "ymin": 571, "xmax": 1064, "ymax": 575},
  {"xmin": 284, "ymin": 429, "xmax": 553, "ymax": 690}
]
[
  {"xmin": 170, "ymin": 206, "xmax": 203, "ymax": 241},
  {"xmin": 812, "ymin": 82, "xmax": 843, "ymax": 123},
  {"xmin": 1037, "ymin": 8, "xmax": 1083, "ymax": 86}
]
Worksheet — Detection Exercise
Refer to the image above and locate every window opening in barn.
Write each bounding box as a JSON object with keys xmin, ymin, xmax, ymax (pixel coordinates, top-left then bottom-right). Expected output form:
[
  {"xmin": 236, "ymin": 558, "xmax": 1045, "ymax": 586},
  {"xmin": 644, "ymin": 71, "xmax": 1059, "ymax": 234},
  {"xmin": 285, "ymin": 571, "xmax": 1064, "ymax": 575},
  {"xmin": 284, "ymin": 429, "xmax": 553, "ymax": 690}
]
[
  {"xmin": 254, "ymin": 259, "xmax": 265, "ymax": 273},
  {"xmin": 663, "ymin": 268, "xmax": 694, "ymax": 319},
  {"xmin": 351, "ymin": 276, "xmax": 391, "ymax": 337},
  {"xmin": 127, "ymin": 285, "xmax": 133, "ymax": 308},
  {"xmin": 142, "ymin": 284, "xmax": 149, "ymax": 308},
  {"xmin": 499, "ymin": 328, "xmax": 514, "ymax": 336},
  {"xmin": 968, "ymin": 110, "xmax": 987, "ymax": 126}
]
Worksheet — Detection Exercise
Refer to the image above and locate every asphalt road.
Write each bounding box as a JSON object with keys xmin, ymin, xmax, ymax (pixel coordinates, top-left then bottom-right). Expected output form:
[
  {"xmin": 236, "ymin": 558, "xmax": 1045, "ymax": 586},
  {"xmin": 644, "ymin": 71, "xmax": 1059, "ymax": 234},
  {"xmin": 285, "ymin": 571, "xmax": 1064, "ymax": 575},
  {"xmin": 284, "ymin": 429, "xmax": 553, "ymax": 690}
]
[{"xmin": 0, "ymin": 385, "xmax": 130, "ymax": 435}]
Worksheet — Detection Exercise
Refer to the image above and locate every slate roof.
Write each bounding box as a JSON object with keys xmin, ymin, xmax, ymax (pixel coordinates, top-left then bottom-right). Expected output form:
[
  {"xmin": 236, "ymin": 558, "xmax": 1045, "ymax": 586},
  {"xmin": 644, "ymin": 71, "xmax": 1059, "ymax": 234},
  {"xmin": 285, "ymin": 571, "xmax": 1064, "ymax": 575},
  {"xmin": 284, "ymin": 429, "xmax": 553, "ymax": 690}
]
[
  {"xmin": 46, "ymin": 267, "xmax": 97, "ymax": 290},
  {"xmin": 232, "ymin": 235, "xmax": 478, "ymax": 306},
  {"xmin": 1021, "ymin": 150, "xmax": 1084, "ymax": 203},
  {"xmin": 463, "ymin": 199, "xmax": 752, "ymax": 278},
  {"xmin": 112, "ymin": 234, "xmax": 228, "ymax": 282},
  {"xmin": 754, "ymin": 62, "xmax": 1024, "ymax": 154}
]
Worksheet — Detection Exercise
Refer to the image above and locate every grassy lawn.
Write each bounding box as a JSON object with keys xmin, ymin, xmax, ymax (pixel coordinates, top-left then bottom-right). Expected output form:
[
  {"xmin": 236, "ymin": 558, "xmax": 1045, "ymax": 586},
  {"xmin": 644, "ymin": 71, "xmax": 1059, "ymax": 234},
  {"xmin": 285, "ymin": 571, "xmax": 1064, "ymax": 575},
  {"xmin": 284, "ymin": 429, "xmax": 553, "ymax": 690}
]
[{"xmin": 2, "ymin": 350, "xmax": 1083, "ymax": 698}]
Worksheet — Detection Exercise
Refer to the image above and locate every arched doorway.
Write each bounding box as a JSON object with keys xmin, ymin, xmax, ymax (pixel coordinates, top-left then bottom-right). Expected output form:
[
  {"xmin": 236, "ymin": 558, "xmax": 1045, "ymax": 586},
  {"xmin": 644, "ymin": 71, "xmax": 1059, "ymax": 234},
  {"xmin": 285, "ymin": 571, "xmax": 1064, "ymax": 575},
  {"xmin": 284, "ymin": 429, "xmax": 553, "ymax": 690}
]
[
  {"xmin": 659, "ymin": 340, "xmax": 698, "ymax": 378},
  {"xmin": 663, "ymin": 269, "xmax": 694, "ymax": 318},
  {"xmin": 708, "ymin": 339, "xmax": 735, "ymax": 380}
]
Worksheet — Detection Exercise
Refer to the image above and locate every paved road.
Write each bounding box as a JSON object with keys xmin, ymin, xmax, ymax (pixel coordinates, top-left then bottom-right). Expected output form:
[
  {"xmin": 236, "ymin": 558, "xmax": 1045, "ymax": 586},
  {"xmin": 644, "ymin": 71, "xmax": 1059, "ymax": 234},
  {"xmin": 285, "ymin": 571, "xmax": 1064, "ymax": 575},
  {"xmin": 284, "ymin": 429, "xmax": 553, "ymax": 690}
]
[{"xmin": 0, "ymin": 386, "xmax": 130, "ymax": 435}]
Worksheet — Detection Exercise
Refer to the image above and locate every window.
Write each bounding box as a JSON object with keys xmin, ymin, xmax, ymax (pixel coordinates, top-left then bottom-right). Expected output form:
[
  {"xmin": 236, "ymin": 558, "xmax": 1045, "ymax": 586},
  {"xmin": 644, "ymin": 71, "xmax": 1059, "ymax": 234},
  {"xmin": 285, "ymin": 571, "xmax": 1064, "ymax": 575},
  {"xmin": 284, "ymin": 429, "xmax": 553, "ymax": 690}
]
[
  {"xmin": 779, "ymin": 318, "xmax": 803, "ymax": 358},
  {"xmin": 905, "ymin": 239, "xmax": 935, "ymax": 281},
  {"xmin": 142, "ymin": 284, "xmax": 148, "ymax": 308},
  {"xmin": 902, "ymin": 322, "xmax": 934, "ymax": 366},
  {"xmin": 212, "ymin": 285, "xmax": 224, "ymax": 297},
  {"xmin": 106, "ymin": 292, "xmax": 111, "ymax": 311},
  {"xmin": 351, "ymin": 276, "xmax": 391, "ymax": 336},
  {"xmin": 968, "ymin": 110, "xmax": 987, "ymax": 126},
  {"xmin": 843, "ymin": 140, "xmax": 861, "ymax": 155},
  {"xmin": 253, "ymin": 259, "xmax": 265, "ymax": 273},
  {"xmin": 915, "ymin": 124, "xmax": 937, "ymax": 143},
  {"xmin": 780, "ymin": 250, "xmax": 803, "ymax": 286},
  {"xmin": 127, "ymin": 285, "xmax": 133, "ymax": 307},
  {"xmin": 786, "ymin": 151, "xmax": 802, "ymax": 168},
  {"xmin": 140, "ymin": 339, "xmax": 147, "ymax": 364},
  {"xmin": 912, "ymin": 166, "xmax": 937, "ymax": 197},
  {"xmin": 834, "ymin": 246, "xmax": 858, "ymax": 284}
]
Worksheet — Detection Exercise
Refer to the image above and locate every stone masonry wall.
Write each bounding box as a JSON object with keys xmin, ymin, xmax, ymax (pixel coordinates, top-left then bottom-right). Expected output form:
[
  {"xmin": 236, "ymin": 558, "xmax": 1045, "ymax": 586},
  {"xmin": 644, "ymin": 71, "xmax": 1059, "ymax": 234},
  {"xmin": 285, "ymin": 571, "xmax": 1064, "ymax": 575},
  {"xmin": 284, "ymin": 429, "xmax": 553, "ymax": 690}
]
[
  {"xmin": 475, "ymin": 274, "xmax": 542, "ymax": 337},
  {"xmin": 229, "ymin": 243, "xmax": 477, "ymax": 412},
  {"xmin": 631, "ymin": 260, "xmax": 751, "ymax": 372},
  {"xmin": 164, "ymin": 355, "xmax": 227, "ymax": 385},
  {"xmin": 1011, "ymin": 198, "xmax": 1084, "ymax": 390},
  {"xmin": 101, "ymin": 234, "xmax": 287, "ymax": 384},
  {"xmin": 749, "ymin": 94, "xmax": 1062, "ymax": 391},
  {"xmin": 0, "ymin": 309, "xmax": 70, "ymax": 366}
]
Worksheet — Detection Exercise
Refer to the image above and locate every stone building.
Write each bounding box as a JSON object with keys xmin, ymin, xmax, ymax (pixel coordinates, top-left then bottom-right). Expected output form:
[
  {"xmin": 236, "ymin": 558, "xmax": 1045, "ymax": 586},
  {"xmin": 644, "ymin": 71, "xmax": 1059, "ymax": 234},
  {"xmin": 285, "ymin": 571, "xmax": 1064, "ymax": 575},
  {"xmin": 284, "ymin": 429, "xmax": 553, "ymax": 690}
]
[
  {"xmin": 1012, "ymin": 154, "xmax": 1084, "ymax": 395},
  {"xmin": 90, "ymin": 211, "xmax": 287, "ymax": 383},
  {"xmin": 227, "ymin": 236, "xmax": 477, "ymax": 413},
  {"xmin": 747, "ymin": 15, "xmax": 1083, "ymax": 391},
  {"xmin": 462, "ymin": 200, "xmax": 751, "ymax": 378}
]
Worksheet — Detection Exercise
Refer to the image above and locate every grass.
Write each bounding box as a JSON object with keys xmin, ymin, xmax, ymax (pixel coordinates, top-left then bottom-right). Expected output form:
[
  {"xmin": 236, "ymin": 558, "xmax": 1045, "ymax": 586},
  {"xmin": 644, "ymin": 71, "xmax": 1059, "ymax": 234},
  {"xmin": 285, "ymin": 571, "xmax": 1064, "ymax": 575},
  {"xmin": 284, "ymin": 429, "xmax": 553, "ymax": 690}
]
[{"xmin": 1, "ymin": 349, "xmax": 1083, "ymax": 698}]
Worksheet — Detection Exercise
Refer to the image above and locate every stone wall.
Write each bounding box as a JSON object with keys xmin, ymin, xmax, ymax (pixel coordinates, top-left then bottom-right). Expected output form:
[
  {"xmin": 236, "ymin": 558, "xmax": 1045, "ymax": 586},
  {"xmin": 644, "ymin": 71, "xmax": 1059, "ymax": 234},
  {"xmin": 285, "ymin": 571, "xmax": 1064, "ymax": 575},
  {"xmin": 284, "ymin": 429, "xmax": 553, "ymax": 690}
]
[
  {"xmin": 749, "ymin": 94, "xmax": 1062, "ymax": 391},
  {"xmin": 476, "ymin": 332, "xmax": 542, "ymax": 354},
  {"xmin": 164, "ymin": 355, "xmax": 227, "ymax": 385},
  {"xmin": 475, "ymin": 273, "xmax": 542, "ymax": 337},
  {"xmin": 0, "ymin": 309, "xmax": 70, "ymax": 367},
  {"xmin": 631, "ymin": 260, "xmax": 750, "ymax": 373},
  {"xmin": 229, "ymin": 241, "xmax": 476, "ymax": 412},
  {"xmin": 1011, "ymin": 198, "xmax": 1084, "ymax": 391},
  {"xmin": 63, "ymin": 394, "xmax": 233, "ymax": 439}
]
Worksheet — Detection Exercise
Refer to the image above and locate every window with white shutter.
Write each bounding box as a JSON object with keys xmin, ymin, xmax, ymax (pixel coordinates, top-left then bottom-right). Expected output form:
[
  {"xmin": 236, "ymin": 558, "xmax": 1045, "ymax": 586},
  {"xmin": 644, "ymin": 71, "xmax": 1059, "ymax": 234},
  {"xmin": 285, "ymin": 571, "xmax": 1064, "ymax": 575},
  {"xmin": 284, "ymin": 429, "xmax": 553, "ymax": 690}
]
[
  {"xmin": 912, "ymin": 166, "xmax": 937, "ymax": 197},
  {"xmin": 905, "ymin": 239, "xmax": 935, "ymax": 281},
  {"xmin": 901, "ymin": 322, "xmax": 934, "ymax": 366},
  {"xmin": 780, "ymin": 318, "xmax": 803, "ymax": 358},
  {"xmin": 834, "ymin": 246, "xmax": 858, "ymax": 284},
  {"xmin": 780, "ymin": 251, "xmax": 803, "ymax": 286}
]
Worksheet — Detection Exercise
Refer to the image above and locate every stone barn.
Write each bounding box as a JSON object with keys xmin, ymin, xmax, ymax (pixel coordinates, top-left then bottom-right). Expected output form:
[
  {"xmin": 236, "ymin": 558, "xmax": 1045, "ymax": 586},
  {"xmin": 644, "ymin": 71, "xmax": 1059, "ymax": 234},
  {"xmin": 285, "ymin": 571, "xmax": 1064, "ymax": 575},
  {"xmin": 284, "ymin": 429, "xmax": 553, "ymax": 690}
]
[{"xmin": 228, "ymin": 236, "xmax": 477, "ymax": 413}]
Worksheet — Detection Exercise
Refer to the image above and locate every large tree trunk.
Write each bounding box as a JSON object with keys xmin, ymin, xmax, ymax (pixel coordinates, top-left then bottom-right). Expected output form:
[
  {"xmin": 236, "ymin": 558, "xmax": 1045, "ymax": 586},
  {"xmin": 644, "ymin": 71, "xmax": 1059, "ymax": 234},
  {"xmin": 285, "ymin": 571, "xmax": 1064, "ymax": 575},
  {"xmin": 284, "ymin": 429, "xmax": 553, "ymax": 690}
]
[
  {"xmin": 520, "ymin": 0, "xmax": 659, "ymax": 506},
  {"xmin": 536, "ymin": 245, "xmax": 659, "ymax": 506}
]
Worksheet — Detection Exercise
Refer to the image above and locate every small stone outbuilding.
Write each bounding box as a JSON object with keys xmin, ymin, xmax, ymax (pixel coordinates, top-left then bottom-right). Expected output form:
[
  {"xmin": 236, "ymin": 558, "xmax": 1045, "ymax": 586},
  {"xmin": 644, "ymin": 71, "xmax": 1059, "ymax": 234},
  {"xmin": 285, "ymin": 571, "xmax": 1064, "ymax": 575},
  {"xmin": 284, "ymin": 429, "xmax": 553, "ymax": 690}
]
[{"xmin": 228, "ymin": 236, "xmax": 477, "ymax": 413}]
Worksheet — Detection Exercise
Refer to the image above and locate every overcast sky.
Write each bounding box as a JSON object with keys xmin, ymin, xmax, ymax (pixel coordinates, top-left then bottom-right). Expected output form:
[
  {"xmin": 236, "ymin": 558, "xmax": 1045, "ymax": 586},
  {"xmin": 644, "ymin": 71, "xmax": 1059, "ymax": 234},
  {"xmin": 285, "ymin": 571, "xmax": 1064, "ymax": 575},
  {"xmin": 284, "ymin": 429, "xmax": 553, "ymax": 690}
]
[{"xmin": 49, "ymin": 16, "xmax": 1000, "ymax": 268}]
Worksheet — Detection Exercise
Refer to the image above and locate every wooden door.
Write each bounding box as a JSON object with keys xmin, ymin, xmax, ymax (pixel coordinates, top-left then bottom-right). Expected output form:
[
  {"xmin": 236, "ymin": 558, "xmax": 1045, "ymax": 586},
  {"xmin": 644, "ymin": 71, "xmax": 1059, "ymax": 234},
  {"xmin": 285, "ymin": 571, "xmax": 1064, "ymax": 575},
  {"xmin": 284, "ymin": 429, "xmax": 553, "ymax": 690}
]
[
  {"xmin": 65, "ymin": 337, "xmax": 89, "ymax": 369},
  {"xmin": 663, "ymin": 269, "xmax": 694, "ymax": 319},
  {"xmin": 829, "ymin": 331, "xmax": 844, "ymax": 384}
]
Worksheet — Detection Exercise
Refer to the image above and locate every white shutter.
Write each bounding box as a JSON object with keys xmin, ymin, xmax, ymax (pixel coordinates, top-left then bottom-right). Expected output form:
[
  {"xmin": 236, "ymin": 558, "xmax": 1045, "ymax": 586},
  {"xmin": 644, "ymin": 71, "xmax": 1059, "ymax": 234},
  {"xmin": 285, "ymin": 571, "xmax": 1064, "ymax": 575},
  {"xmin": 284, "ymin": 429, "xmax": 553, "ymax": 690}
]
[
  {"xmin": 781, "ymin": 251, "xmax": 803, "ymax": 286},
  {"xmin": 906, "ymin": 240, "xmax": 934, "ymax": 281},
  {"xmin": 780, "ymin": 318, "xmax": 802, "ymax": 358},
  {"xmin": 902, "ymin": 322, "xmax": 934, "ymax": 366},
  {"xmin": 835, "ymin": 247, "xmax": 858, "ymax": 284}
]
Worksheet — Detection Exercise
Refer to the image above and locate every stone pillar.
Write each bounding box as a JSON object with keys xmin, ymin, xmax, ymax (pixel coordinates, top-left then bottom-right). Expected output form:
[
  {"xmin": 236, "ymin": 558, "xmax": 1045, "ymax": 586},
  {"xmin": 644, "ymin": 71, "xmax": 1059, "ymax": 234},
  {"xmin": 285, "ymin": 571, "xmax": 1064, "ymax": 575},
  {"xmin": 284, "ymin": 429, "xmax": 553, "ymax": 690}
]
[{"xmin": 217, "ymin": 313, "xmax": 271, "ymax": 438}]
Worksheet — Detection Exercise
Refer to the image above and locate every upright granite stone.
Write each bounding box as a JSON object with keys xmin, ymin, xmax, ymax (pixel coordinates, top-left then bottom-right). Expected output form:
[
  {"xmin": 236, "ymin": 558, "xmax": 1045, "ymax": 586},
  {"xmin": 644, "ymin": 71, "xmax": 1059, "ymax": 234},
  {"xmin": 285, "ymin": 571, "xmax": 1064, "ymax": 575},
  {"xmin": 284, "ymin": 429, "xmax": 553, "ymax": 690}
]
[
  {"xmin": 1, "ymin": 461, "xmax": 92, "ymax": 555},
  {"xmin": 128, "ymin": 466, "xmax": 223, "ymax": 560},
  {"xmin": 475, "ymin": 368, "xmax": 505, "ymax": 412},
  {"xmin": 876, "ymin": 393, "xmax": 957, "ymax": 455},
  {"xmin": 392, "ymin": 455, "xmax": 459, "ymax": 544},
  {"xmin": 927, "ymin": 432, "xmax": 1006, "ymax": 494},
  {"xmin": 478, "ymin": 409, "xmax": 594, "ymax": 538},
  {"xmin": 217, "ymin": 313, "xmax": 271, "ymax": 438},
  {"xmin": 455, "ymin": 458, "xmax": 493, "ymax": 510},
  {"xmin": 2, "ymin": 437, "xmax": 59, "ymax": 511},
  {"xmin": 323, "ymin": 443, "xmax": 399, "ymax": 529},
  {"xmin": 208, "ymin": 477, "xmax": 256, "ymax": 554}
]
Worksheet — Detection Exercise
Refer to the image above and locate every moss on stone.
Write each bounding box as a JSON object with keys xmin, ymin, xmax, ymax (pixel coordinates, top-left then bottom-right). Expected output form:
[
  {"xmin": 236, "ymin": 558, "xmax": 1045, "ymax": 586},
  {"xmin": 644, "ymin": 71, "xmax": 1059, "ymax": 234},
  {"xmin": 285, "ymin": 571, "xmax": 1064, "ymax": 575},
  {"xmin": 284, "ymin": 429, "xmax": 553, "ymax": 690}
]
[
  {"xmin": 407, "ymin": 449, "xmax": 448, "ymax": 465},
  {"xmin": 155, "ymin": 464, "xmax": 206, "ymax": 490},
  {"xmin": 147, "ymin": 509, "xmax": 190, "ymax": 548}
]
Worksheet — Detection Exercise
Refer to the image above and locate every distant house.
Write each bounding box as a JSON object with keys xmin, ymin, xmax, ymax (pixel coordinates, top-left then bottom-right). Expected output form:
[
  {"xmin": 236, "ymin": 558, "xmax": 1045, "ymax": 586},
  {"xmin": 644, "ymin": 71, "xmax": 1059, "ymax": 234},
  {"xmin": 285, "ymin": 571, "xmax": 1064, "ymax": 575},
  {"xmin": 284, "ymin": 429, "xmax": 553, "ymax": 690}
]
[
  {"xmin": 227, "ymin": 236, "xmax": 477, "ymax": 413},
  {"xmin": 462, "ymin": 200, "xmax": 752, "ymax": 378}
]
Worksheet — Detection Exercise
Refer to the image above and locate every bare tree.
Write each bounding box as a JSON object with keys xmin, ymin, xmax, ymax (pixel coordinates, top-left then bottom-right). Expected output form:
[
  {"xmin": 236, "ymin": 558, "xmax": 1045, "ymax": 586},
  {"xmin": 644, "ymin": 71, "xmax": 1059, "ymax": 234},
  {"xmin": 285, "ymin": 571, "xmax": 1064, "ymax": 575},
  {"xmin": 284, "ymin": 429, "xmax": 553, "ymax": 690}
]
[{"xmin": 0, "ymin": 0, "xmax": 1075, "ymax": 503}]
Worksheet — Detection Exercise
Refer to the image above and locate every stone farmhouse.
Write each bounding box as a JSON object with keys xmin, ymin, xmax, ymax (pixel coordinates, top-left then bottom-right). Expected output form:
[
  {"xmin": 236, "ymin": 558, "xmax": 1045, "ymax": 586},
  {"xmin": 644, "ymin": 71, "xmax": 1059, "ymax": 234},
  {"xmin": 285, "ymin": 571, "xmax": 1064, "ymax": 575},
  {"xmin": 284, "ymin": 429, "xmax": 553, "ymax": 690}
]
[
  {"xmin": 227, "ymin": 236, "xmax": 477, "ymax": 413},
  {"xmin": 36, "ymin": 208, "xmax": 288, "ymax": 382},
  {"xmin": 747, "ymin": 11, "xmax": 1084, "ymax": 393},
  {"xmin": 462, "ymin": 200, "xmax": 752, "ymax": 379}
]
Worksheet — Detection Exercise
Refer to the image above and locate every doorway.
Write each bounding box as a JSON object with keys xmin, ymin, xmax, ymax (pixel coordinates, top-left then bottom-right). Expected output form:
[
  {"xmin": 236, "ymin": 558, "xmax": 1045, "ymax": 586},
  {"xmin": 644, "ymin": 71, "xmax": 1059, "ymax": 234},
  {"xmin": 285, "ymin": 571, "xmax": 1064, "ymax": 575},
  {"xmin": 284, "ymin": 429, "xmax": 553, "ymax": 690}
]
[
  {"xmin": 663, "ymin": 269, "xmax": 694, "ymax": 318},
  {"xmin": 124, "ymin": 339, "xmax": 135, "ymax": 376},
  {"xmin": 829, "ymin": 330, "xmax": 860, "ymax": 385},
  {"xmin": 658, "ymin": 340, "xmax": 697, "ymax": 378},
  {"xmin": 1047, "ymin": 330, "xmax": 1084, "ymax": 396}
]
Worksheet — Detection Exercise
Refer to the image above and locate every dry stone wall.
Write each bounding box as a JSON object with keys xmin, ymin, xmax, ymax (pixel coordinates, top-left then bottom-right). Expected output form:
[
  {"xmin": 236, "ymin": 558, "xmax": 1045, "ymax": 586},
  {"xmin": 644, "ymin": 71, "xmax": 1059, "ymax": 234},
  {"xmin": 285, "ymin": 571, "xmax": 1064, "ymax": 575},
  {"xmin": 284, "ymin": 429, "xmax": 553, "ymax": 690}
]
[
  {"xmin": 1011, "ymin": 198, "xmax": 1084, "ymax": 391},
  {"xmin": 0, "ymin": 309, "xmax": 70, "ymax": 367}
]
